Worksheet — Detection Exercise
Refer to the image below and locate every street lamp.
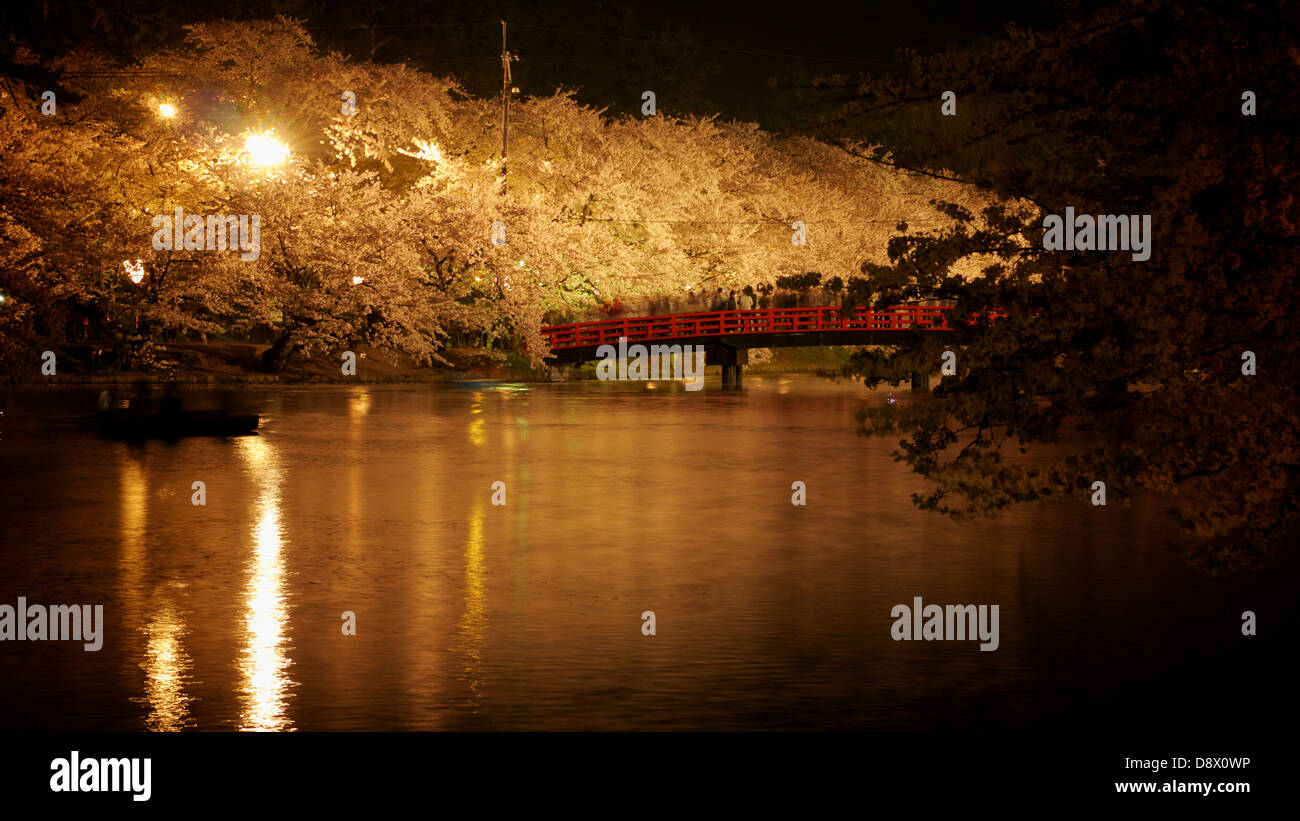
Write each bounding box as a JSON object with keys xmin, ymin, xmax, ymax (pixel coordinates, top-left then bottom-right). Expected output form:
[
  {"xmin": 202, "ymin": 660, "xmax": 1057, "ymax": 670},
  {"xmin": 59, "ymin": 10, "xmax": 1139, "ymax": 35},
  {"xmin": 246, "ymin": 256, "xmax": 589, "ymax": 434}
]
[{"xmin": 243, "ymin": 131, "xmax": 290, "ymax": 167}]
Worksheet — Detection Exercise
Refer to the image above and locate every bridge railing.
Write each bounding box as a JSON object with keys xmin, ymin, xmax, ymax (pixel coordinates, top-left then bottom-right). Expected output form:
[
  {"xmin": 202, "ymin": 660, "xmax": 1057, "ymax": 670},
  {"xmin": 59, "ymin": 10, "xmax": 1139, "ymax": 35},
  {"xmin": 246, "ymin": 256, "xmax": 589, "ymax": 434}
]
[{"xmin": 541, "ymin": 305, "xmax": 962, "ymax": 350}]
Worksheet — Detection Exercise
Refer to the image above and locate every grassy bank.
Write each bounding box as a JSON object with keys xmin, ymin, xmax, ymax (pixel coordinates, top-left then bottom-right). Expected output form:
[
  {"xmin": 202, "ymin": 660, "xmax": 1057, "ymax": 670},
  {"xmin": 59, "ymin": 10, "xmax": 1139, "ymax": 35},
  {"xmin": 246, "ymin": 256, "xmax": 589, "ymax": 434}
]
[{"xmin": 746, "ymin": 346, "xmax": 855, "ymax": 374}]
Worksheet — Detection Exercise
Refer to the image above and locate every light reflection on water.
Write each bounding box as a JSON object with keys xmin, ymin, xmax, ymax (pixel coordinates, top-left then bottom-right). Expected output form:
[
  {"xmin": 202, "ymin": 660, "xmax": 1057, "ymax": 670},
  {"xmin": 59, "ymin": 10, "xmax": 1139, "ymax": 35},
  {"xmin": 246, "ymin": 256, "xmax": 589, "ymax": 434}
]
[
  {"xmin": 0, "ymin": 377, "xmax": 1293, "ymax": 731},
  {"xmin": 468, "ymin": 391, "xmax": 486, "ymax": 448},
  {"xmin": 138, "ymin": 594, "xmax": 195, "ymax": 731},
  {"xmin": 235, "ymin": 436, "xmax": 292, "ymax": 731},
  {"xmin": 120, "ymin": 453, "xmax": 197, "ymax": 730},
  {"xmin": 455, "ymin": 500, "xmax": 487, "ymax": 710}
]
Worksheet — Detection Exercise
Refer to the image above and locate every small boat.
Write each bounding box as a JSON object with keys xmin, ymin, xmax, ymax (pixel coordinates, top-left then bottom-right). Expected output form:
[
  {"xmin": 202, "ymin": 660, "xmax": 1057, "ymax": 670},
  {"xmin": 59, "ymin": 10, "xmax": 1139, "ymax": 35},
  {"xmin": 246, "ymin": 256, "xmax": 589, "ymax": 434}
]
[{"xmin": 89, "ymin": 409, "xmax": 260, "ymax": 440}]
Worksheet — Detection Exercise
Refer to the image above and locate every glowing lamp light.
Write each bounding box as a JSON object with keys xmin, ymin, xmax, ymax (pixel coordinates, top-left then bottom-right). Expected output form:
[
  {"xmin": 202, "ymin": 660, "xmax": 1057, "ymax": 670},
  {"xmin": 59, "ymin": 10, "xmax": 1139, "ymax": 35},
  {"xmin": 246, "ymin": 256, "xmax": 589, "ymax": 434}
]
[
  {"xmin": 244, "ymin": 132, "xmax": 290, "ymax": 167},
  {"xmin": 158, "ymin": 103, "xmax": 177, "ymax": 119},
  {"xmin": 398, "ymin": 139, "xmax": 442, "ymax": 164},
  {"xmin": 123, "ymin": 259, "xmax": 145, "ymax": 284}
]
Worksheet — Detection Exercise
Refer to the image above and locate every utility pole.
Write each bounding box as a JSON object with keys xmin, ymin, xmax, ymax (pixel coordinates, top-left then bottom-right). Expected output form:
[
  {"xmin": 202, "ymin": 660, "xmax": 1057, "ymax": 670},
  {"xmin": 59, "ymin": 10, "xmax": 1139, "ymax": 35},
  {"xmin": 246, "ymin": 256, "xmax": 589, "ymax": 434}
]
[{"xmin": 500, "ymin": 20, "xmax": 512, "ymax": 192}]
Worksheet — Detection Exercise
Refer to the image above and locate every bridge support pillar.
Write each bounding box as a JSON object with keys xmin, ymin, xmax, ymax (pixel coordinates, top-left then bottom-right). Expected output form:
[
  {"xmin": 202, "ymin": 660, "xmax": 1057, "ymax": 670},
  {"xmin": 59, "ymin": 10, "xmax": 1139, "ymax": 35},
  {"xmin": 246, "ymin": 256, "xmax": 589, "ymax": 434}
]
[
  {"xmin": 722, "ymin": 363, "xmax": 743, "ymax": 389},
  {"xmin": 910, "ymin": 370, "xmax": 931, "ymax": 392},
  {"xmin": 709, "ymin": 344, "xmax": 747, "ymax": 390}
]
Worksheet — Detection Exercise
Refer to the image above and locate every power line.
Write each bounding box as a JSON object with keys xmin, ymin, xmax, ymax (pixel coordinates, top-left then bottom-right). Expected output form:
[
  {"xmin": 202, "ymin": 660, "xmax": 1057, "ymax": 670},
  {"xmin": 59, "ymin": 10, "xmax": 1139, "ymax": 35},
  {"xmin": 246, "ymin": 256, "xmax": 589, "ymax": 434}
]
[
  {"xmin": 509, "ymin": 22, "xmax": 902, "ymax": 68},
  {"xmin": 563, "ymin": 217, "xmax": 953, "ymax": 225},
  {"xmin": 298, "ymin": 19, "xmax": 902, "ymax": 67},
  {"xmin": 59, "ymin": 72, "xmax": 187, "ymax": 78},
  {"xmin": 57, "ymin": 54, "xmax": 499, "ymax": 79},
  {"xmin": 302, "ymin": 22, "xmax": 500, "ymax": 30},
  {"xmin": 51, "ymin": 21, "xmax": 898, "ymax": 88}
]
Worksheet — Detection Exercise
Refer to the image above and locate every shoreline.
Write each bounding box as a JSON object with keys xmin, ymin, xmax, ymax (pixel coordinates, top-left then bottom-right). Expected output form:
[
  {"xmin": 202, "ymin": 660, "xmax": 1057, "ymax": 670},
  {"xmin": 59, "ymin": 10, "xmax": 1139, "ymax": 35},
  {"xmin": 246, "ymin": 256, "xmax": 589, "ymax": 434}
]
[{"xmin": 3, "ymin": 342, "xmax": 859, "ymax": 387}]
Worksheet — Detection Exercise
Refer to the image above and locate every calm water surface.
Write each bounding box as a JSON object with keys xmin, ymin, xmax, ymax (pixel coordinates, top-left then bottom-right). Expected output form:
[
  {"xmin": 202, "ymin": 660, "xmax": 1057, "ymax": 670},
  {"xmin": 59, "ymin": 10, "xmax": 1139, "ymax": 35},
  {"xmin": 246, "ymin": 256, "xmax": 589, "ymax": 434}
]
[{"xmin": 0, "ymin": 377, "xmax": 1292, "ymax": 730}]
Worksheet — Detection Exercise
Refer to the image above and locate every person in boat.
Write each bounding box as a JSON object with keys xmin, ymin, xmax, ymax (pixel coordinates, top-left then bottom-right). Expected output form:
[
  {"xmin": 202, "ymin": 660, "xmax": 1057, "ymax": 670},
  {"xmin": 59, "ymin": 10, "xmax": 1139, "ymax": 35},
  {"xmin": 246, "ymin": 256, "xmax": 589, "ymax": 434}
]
[
  {"xmin": 160, "ymin": 383, "xmax": 183, "ymax": 418},
  {"xmin": 125, "ymin": 380, "xmax": 151, "ymax": 416}
]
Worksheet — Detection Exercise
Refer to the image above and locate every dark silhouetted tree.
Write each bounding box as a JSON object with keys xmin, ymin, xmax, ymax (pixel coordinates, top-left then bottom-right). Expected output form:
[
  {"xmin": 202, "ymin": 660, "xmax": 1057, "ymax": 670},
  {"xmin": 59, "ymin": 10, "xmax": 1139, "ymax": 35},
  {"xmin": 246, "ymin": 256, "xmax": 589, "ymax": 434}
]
[{"xmin": 817, "ymin": 0, "xmax": 1298, "ymax": 571}]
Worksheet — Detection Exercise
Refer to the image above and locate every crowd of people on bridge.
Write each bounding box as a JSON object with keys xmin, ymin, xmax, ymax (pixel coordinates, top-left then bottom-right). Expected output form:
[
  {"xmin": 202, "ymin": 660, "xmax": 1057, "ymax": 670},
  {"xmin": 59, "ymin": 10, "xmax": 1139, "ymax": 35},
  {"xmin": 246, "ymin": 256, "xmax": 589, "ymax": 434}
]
[
  {"xmin": 545, "ymin": 271, "xmax": 952, "ymax": 326},
  {"xmin": 561, "ymin": 276, "xmax": 862, "ymax": 324}
]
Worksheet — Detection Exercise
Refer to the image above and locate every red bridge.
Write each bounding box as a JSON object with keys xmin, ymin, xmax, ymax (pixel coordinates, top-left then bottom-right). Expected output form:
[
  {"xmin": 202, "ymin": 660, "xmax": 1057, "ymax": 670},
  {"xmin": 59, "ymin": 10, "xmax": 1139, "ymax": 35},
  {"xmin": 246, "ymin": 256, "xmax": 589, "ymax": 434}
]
[{"xmin": 541, "ymin": 304, "xmax": 968, "ymax": 388}]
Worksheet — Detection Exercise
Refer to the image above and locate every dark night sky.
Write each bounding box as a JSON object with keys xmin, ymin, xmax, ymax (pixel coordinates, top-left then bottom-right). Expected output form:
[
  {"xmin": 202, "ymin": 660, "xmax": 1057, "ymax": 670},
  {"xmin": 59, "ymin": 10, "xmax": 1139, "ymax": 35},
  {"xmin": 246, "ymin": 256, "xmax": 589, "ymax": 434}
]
[
  {"xmin": 2, "ymin": 0, "xmax": 1080, "ymax": 123},
  {"xmin": 501, "ymin": 0, "xmax": 1071, "ymax": 119}
]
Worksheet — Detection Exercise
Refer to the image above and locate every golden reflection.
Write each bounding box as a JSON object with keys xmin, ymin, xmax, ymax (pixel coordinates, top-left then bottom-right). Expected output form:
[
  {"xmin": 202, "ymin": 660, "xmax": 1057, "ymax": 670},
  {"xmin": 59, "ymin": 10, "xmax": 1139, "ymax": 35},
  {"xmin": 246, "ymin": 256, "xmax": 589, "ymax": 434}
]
[
  {"xmin": 468, "ymin": 391, "xmax": 486, "ymax": 447},
  {"xmin": 137, "ymin": 593, "xmax": 195, "ymax": 731},
  {"xmin": 236, "ymin": 436, "xmax": 294, "ymax": 731},
  {"xmin": 120, "ymin": 456, "xmax": 198, "ymax": 730},
  {"xmin": 455, "ymin": 500, "xmax": 487, "ymax": 707},
  {"xmin": 119, "ymin": 456, "xmax": 147, "ymax": 579},
  {"xmin": 502, "ymin": 404, "xmax": 515, "ymax": 458},
  {"xmin": 347, "ymin": 391, "xmax": 366, "ymax": 558},
  {"xmin": 349, "ymin": 390, "xmax": 372, "ymax": 420}
]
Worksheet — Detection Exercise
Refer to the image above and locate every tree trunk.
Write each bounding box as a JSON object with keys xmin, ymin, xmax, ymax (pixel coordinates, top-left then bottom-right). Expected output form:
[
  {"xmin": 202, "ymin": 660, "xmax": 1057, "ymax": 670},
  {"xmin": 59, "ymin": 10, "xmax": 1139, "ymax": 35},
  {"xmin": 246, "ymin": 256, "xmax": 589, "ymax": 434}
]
[{"xmin": 260, "ymin": 330, "xmax": 298, "ymax": 373}]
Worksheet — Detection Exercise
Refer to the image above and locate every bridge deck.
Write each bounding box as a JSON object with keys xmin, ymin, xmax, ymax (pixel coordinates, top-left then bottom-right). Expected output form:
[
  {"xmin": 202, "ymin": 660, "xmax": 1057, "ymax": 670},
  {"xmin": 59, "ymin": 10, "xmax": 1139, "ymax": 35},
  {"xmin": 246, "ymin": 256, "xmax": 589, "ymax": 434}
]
[{"xmin": 541, "ymin": 305, "xmax": 959, "ymax": 357}]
